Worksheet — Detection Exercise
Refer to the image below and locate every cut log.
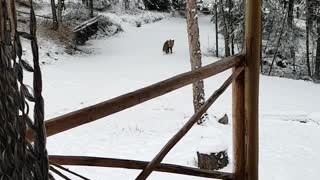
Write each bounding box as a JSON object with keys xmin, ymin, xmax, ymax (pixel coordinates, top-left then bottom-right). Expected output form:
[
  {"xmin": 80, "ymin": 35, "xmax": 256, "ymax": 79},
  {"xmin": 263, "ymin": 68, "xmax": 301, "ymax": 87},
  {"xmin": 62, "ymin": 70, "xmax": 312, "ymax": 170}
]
[{"xmin": 197, "ymin": 150, "xmax": 229, "ymax": 170}]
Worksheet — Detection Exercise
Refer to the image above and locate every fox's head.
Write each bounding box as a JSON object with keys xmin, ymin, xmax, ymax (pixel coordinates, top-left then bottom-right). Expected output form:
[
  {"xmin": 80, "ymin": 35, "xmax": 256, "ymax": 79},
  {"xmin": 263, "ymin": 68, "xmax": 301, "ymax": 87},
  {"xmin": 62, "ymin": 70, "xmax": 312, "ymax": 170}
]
[{"xmin": 169, "ymin": 39, "xmax": 174, "ymax": 46}]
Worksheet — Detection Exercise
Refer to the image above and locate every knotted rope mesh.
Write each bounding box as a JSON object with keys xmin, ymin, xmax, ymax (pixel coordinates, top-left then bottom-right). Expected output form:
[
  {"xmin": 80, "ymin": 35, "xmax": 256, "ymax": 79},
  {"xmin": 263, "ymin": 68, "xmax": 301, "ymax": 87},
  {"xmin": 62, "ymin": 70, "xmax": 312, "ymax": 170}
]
[{"xmin": 0, "ymin": 0, "xmax": 50, "ymax": 179}]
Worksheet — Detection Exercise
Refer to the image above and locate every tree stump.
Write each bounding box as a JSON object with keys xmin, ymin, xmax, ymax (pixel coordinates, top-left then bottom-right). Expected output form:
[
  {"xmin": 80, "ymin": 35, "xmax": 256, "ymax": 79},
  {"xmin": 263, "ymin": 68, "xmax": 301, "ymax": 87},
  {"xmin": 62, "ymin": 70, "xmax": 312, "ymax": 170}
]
[{"xmin": 197, "ymin": 150, "xmax": 229, "ymax": 170}]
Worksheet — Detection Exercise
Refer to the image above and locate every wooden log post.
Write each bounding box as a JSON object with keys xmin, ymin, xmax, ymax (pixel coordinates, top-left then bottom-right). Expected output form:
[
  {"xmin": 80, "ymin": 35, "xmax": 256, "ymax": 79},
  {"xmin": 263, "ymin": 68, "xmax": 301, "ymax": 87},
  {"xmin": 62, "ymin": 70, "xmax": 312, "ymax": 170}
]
[
  {"xmin": 232, "ymin": 65, "xmax": 245, "ymax": 180},
  {"xmin": 244, "ymin": 0, "xmax": 261, "ymax": 180}
]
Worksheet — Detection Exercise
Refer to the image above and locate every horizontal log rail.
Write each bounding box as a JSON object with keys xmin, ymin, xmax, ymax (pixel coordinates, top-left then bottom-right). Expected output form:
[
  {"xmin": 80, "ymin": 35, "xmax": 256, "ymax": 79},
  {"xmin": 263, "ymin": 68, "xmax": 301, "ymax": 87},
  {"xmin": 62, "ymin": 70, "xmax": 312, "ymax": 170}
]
[
  {"xmin": 50, "ymin": 161, "xmax": 90, "ymax": 180},
  {"xmin": 136, "ymin": 66, "xmax": 244, "ymax": 179},
  {"xmin": 49, "ymin": 166, "xmax": 71, "ymax": 180},
  {"xmin": 49, "ymin": 155, "xmax": 234, "ymax": 180},
  {"xmin": 26, "ymin": 54, "xmax": 244, "ymax": 141}
]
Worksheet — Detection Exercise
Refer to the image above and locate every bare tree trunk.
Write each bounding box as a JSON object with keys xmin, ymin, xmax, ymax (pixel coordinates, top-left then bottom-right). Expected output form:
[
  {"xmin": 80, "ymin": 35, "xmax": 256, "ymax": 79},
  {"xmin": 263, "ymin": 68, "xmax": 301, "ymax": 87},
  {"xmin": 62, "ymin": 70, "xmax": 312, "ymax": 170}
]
[
  {"xmin": 306, "ymin": 0, "xmax": 312, "ymax": 77},
  {"xmin": 215, "ymin": 2, "xmax": 219, "ymax": 57},
  {"xmin": 57, "ymin": 0, "xmax": 62, "ymax": 29},
  {"xmin": 260, "ymin": 0, "xmax": 263, "ymax": 73},
  {"xmin": 186, "ymin": 0, "xmax": 208, "ymax": 124},
  {"xmin": 228, "ymin": 0, "xmax": 234, "ymax": 55},
  {"xmin": 220, "ymin": 1, "xmax": 230, "ymax": 57},
  {"xmin": 288, "ymin": 0, "xmax": 296, "ymax": 72},
  {"xmin": 135, "ymin": 0, "xmax": 141, "ymax": 9},
  {"xmin": 315, "ymin": 6, "xmax": 320, "ymax": 80},
  {"xmin": 241, "ymin": 0, "xmax": 245, "ymax": 51},
  {"xmin": 50, "ymin": 0, "xmax": 58, "ymax": 30},
  {"xmin": 268, "ymin": 12, "xmax": 287, "ymax": 76},
  {"xmin": 124, "ymin": 0, "xmax": 130, "ymax": 10},
  {"xmin": 89, "ymin": 0, "xmax": 93, "ymax": 17}
]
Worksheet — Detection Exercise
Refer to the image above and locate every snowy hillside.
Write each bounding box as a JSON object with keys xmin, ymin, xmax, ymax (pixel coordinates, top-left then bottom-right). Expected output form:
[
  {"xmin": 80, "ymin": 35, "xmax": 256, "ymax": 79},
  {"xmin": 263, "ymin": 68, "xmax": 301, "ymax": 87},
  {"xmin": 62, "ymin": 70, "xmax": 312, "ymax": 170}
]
[{"xmin": 25, "ymin": 14, "xmax": 320, "ymax": 180}]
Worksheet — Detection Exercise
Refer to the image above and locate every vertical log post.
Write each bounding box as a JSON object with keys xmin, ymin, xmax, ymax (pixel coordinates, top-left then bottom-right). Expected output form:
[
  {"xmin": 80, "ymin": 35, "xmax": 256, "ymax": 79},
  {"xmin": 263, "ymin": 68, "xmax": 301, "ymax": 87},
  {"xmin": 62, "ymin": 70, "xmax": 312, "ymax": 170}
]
[
  {"xmin": 232, "ymin": 65, "xmax": 245, "ymax": 180},
  {"xmin": 244, "ymin": 0, "xmax": 261, "ymax": 180}
]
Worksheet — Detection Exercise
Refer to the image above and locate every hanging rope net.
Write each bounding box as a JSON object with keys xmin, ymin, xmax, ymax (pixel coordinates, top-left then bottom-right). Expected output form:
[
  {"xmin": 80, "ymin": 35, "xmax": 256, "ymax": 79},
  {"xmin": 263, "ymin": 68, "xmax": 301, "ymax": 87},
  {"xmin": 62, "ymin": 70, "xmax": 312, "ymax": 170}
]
[{"xmin": 0, "ymin": 0, "xmax": 50, "ymax": 179}]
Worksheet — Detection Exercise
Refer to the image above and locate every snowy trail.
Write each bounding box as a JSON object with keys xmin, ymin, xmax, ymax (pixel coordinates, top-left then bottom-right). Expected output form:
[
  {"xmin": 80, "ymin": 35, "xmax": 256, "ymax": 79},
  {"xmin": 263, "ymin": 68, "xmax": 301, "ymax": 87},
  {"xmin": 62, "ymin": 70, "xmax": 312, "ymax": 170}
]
[{"xmin": 31, "ymin": 15, "xmax": 320, "ymax": 179}]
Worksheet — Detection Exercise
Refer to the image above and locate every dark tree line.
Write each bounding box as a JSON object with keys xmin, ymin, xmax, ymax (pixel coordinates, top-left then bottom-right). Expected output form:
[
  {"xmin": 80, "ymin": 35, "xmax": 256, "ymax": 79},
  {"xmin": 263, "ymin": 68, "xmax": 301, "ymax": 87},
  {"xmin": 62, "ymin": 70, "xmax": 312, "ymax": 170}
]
[
  {"xmin": 210, "ymin": 0, "xmax": 320, "ymax": 81},
  {"xmin": 49, "ymin": 0, "xmax": 144, "ymax": 31},
  {"xmin": 171, "ymin": 0, "xmax": 320, "ymax": 81}
]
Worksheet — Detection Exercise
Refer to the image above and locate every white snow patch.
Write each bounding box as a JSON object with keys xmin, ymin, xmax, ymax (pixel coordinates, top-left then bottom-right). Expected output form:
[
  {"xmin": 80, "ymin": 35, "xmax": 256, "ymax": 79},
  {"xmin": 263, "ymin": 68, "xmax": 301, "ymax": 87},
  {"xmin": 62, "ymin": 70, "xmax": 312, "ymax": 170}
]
[{"xmin": 308, "ymin": 112, "xmax": 320, "ymax": 124}]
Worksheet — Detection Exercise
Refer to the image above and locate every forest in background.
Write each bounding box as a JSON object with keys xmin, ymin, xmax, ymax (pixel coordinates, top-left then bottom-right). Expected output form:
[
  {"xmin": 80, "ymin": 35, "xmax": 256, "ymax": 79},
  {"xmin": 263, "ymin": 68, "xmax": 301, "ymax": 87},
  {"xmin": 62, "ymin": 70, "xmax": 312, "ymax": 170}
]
[{"xmin": 16, "ymin": 0, "xmax": 320, "ymax": 81}]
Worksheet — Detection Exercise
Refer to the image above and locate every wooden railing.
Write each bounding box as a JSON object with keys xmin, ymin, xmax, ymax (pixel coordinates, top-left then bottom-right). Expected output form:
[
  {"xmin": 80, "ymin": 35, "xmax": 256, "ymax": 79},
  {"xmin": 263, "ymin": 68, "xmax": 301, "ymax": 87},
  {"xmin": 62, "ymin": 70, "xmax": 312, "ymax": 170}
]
[
  {"xmin": 49, "ymin": 155, "xmax": 234, "ymax": 179},
  {"xmin": 26, "ymin": 0, "xmax": 261, "ymax": 179},
  {"xmin": 26, "ymin": 54, "xmax": 243, "ymax": 140},
  {"xmin": 135, "ymin": 65, "xmax": 244, "ymax": 180},
  {"xmin": 27, "ymin": 54, "xmax": 246, "ymax": 180}
]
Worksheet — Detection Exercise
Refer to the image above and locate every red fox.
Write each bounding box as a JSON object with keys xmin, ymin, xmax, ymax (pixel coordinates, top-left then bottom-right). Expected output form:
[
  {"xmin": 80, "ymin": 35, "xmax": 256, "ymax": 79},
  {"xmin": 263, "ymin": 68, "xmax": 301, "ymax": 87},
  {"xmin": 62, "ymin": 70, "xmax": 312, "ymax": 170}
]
[{"xmin": 162, "ymin": 39, "xmax": 175, "ymax": 54}]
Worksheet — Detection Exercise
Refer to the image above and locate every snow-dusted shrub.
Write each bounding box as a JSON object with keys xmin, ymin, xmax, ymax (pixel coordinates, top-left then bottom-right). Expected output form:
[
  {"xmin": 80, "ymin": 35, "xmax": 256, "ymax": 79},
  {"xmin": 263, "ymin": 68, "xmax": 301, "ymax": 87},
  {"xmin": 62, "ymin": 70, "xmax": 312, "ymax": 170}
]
[{"xmin": 94, "ymin": 15, "xmax": 123, "ymax": 37}]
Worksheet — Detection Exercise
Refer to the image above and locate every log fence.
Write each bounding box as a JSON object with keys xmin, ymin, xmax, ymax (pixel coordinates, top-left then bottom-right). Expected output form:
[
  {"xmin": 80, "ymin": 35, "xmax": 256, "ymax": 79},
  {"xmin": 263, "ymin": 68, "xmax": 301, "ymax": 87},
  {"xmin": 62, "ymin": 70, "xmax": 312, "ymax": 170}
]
[{"xmin": 24, "ymin": 0, "xmax": 261, "ymax": 179}]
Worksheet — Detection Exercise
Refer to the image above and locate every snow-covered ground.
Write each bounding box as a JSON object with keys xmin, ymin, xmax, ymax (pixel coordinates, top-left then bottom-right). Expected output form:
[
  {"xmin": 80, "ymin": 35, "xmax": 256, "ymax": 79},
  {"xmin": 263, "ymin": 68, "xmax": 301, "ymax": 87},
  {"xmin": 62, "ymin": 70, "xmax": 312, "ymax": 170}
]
[{"xmin": 25, "ymin": 14, "xmax": 320, "ymax": 179}]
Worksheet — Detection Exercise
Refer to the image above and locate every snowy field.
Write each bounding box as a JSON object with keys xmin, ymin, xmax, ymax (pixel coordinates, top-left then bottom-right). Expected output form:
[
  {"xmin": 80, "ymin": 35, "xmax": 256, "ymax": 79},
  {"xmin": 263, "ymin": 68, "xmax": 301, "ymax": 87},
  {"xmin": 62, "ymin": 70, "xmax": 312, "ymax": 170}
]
[{"xmin": 25, "ymin": 14, "xmax": 320, "ymax": 179}]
